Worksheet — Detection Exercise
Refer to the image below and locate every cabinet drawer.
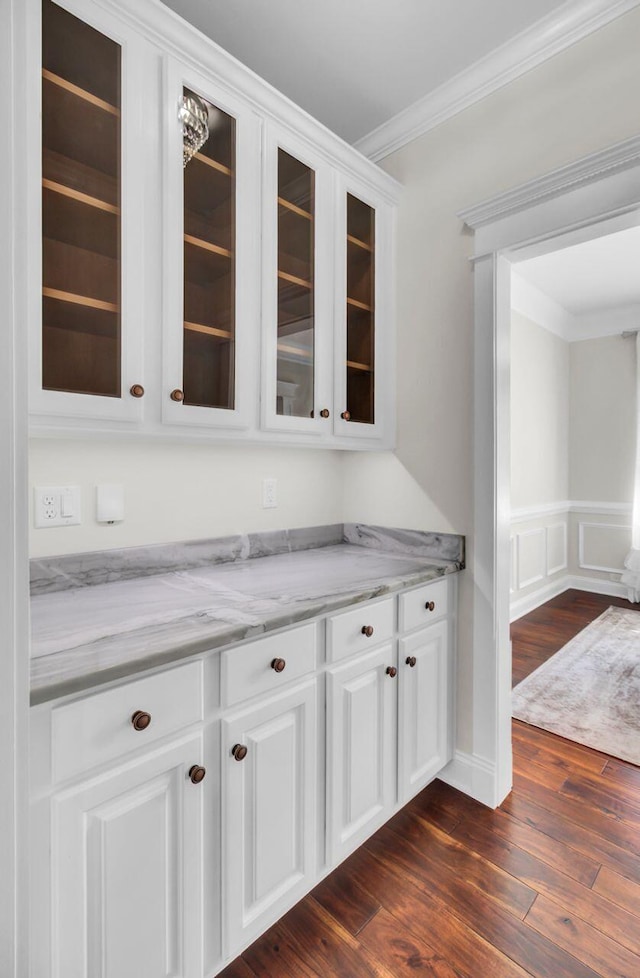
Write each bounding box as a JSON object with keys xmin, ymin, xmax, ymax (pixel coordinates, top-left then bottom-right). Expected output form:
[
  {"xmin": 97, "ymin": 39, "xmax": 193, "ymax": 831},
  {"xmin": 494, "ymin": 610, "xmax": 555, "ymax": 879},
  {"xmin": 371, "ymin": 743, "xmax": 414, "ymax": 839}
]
[
  {"xmin": 221, "ymin": 623, "xmax": 317, "ymax": 707},
  {"xmin": 326, "ymin": 597, "xmax": 394, "ymax": 663},
  {"xmin": 399, "ymin": 578, "xmax": 449, "ymax": 634},
  {"xmin": 51, "ymin": 660, "xmax": 203, "ymax": 783}
]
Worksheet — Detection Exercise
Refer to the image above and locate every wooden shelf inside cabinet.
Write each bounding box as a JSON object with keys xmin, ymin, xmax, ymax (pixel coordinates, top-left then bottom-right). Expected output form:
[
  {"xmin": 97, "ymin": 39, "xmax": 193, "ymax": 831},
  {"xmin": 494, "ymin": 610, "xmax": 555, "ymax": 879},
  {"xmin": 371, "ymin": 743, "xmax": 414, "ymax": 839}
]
[
  {"xmin": 347, "ymin": 296, "xmax": 372, "ymax": 312},
  {"xmin": 193, "ymin": 152, "xmax": 233, "ymax": 177},
  {"xmin": 184, "ymin": 321, "xmax": 232, "ymax": 341},
  {"xmin": 278, "ymin": 197, "xmax": 312, "ymax": 221},
  {"xmin": 43, "ymin": 73, "xmax": 119, "ymax": 177},
  {"xmin": 277, "ymin": 342, "xmax": 312, "ymax": 361},
  {"xmin": 347, "ymin": 234, "xmax": 373, "ymax": 253},
  {"xmin": 184, "ymin": 235, "xmax": 233, "ymax": 286},
  {"xmin": 346, "ymin": 360, "xmax": 372, "ymax": 373},
  {"xmin": 278, "ymin": 270, "xmax": 312, "ymax": 290},
  {"xmin": 42, "ymin": 179, "xmax": 119, "ymax": 215},
  {"xmin": 42, "ymin": 68, "xmax": 120, "ymax": 117},
  {"xmin": 43, "ymin": 287, "xmax": 119, "ymax": 314}
]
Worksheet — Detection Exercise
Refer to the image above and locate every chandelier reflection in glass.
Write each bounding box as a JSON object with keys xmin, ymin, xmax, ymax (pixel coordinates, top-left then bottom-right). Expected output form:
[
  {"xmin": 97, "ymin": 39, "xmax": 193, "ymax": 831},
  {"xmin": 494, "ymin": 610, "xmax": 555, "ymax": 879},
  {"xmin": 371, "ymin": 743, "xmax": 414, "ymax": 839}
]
[{"xmin": 179, "ymin": 92, "xmax": 209, "ymax": 167}]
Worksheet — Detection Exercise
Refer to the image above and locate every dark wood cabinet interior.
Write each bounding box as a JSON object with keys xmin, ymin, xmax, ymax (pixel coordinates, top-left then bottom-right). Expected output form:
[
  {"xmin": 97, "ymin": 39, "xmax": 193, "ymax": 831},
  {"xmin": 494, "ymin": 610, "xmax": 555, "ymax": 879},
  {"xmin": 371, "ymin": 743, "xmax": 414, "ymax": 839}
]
[{"xmin": 345, "ymin": 193, "xmax": 375, "ymax": 425}]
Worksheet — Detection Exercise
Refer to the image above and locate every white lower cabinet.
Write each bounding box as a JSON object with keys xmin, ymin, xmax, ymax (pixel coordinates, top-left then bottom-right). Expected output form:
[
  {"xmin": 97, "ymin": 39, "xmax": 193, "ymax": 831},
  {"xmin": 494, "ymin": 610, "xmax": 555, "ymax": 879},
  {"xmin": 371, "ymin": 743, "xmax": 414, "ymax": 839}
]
[
  {"xmin": 52, "ymin": 734, "xmax": 204, "ymax": 978},
  {"xmin": 326, "ymin": 644, "xmax": 397, "ymax": 864},
  {"xmin": 32, "ymin": 577, "xmax": 457, "ymax": 977},
  {"xmin": 221, "ymin": 679, "xmax": 318, "ymax": 953},
  {"xmin": 398, "ymin": 620, "xmax": 451, "ymax": 803}
]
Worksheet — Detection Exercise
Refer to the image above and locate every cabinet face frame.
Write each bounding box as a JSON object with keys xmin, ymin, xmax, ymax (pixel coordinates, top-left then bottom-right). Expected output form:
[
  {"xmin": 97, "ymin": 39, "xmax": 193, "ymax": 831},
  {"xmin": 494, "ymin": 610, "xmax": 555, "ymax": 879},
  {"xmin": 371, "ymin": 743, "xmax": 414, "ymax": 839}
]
[
  {"xmin": 29, "ymin": 0, "xmax": 147, "ymax": 425},
  {"xmin": 162, "ymin": 56, "xmax": 261, "ymax": 429},
  {"xmin": 333, "ymin": 175, "xmax": 394, "ymax": 443},
  {"xmin": 261, "ymin": 122, "xmax": 334, "ymax": 437}
]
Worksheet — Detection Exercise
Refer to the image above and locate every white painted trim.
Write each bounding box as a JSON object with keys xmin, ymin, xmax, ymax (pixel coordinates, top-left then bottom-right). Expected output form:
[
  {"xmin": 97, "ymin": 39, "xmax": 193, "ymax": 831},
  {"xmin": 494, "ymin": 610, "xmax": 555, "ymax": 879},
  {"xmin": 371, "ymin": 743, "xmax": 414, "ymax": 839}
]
[
  {"xmin": 460, "ymin": 135, "xmax": 640, "ymax": 230},
  {"xmin": 510, "ymin": 500, "xmax": 632, "ymax": 523},
  {"xmin": 511, "ymin": 573, "xmax": 629, "ymax": 620},
  {"xmin": 439, "ymin": 750, "xmax": 498, "ymax": 809},
  {"xmin": 546, "ymin": 522, "xmax": 568, "ymax": 577},
  {"xmin": 510, "ymin": 500, "xmax": 571, "ymax": 523},
  {"xmin": 516, "ymin": 527, "xmax": 546, "ymax": 591},
  {"xmin": 355, "ymin": 2, "xmax": 640, "ymax": 163},
  {"xmin": 0, "ymin": 3, "xmax": 30, "ymax": 974},
  {"xmin": 578, "ymin": 521, "xmax": 631, "ymax": 573},
  {"xmin": 511, "ymin": 273, "xmax": 574, "ymax": 341}
]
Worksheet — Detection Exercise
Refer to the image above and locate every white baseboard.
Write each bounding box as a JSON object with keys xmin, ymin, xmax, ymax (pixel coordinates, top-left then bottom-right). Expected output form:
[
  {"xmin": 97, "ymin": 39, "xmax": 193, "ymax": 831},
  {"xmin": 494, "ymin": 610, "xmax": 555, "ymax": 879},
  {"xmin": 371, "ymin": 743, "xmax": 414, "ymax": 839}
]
[
  {"xmin": 510, "ymin": 573, "xmax": 628, "ymax": 621},
  {"xmin": 439, "ymin": 750, "xmax": 498, "ymax": 808}
]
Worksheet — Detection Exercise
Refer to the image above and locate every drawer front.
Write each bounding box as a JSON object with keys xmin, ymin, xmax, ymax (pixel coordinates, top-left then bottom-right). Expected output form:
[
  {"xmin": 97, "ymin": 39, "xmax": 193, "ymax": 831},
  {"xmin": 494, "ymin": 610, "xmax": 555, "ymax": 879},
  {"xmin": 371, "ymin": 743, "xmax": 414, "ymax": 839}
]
[
  {"xmin": 326, "ymin": 597, "xmax": 394, "ymax": 663},
  {"xmin": 221, "ymin": 623, "xmax": 317, "ymax": 707},
  {"xmin": 52, "ymin": 660, "xmax": 203, "ymax": 783},
  {"xmin": 399, "ymin": 578, "xmax": 449, "ymax": 634}
]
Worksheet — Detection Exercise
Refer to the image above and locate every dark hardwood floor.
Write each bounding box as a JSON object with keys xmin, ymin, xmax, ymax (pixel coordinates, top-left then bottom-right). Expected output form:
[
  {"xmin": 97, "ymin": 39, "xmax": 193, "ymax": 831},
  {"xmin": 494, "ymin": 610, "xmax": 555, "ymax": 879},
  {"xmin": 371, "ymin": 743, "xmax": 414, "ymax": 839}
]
[{"xmin": 222, "ymin": 589, "xmax": 640, "ymax": 978}]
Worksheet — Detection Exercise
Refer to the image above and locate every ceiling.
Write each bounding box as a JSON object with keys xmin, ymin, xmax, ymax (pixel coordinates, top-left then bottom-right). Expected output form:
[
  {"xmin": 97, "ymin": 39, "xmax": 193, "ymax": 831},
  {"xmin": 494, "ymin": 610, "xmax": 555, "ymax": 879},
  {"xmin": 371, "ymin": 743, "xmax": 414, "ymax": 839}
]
[
  {"xmin": 160, "ymin": 0, "xmax": 569, "ymax": 144},
  {"xmin": 513, "ymin": 225, "xmax": 640, "ymax": 341}
]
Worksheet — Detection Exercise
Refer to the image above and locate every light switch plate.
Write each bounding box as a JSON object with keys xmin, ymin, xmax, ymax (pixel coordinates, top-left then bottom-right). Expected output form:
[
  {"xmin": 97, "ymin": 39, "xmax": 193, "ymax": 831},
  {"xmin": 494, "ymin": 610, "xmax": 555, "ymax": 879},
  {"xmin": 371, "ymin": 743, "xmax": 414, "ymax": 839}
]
[
  {"xmin": 262, "ymin": 478, "xmax": 277, "ymax": 508},
  {"xmin": 34, "ymin": 486, "xmax": 81, "ymax": 528}
]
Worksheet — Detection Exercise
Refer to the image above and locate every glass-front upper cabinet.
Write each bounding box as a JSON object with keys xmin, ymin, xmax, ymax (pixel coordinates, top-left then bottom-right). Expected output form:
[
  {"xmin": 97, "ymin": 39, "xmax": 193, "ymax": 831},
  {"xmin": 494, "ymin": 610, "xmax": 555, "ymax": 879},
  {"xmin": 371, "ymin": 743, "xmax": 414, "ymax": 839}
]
[
  {"xmin": 334, "ymin": 179, "xmax": 392, "ymax": 442},
  {"xmin": 262, "ymin": 126, "xmax": 333, "ymax": 435},
  {"xmin": 33, "ymin": 0, "xmax": 147, "ymax": 423},
  {"xmin": 163, "ymin": 59, "xmax": 260, "ymax": 429}
]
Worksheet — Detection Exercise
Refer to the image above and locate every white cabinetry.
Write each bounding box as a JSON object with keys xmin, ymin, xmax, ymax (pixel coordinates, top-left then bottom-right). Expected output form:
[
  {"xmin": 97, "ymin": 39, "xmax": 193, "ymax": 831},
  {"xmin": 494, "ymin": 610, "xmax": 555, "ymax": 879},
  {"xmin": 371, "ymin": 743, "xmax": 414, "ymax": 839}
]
[
  {"xmin": 31, "ymin": 576, "xmax": 456, "ymax": 977},
  {"xmin": 26, "ymin": 0, "xmax": 399, "ymax": 448},
  {"xmin": 222, "ymin": 679, "xmax": 318, "ymax": 951},
  {"xmin": 53, "ymin": 734, "xmax": 204, "ymax": 978},
  {"xmin": 326, "ymin": 644, "xmax": 396, "ymax": 864}
]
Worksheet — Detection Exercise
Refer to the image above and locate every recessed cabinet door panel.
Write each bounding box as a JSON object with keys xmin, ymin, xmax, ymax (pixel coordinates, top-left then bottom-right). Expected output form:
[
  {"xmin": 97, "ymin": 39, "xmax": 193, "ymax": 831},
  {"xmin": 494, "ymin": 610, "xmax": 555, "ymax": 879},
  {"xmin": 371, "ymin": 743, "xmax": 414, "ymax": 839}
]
[
  {"xmin": 33, "ymin": 0, "xmax": 147, "ymax": 424},
  {"xmin": 398, "ymin": 621, "xmax": 450, "ymax": 804},
  {"xmin": 53, "ymin": 735, "xmax": 203, "ymax": 978},
  {"xmin": 326, "ymin": 644, "xmax": 396, "ymax": 864},
  {"xmin": 163, "ymin": 58, "xmax": 260, "ymax": 429},
  {"xmin": 222, "ymin": 680, "xmax": 317, "ymax": 955}
]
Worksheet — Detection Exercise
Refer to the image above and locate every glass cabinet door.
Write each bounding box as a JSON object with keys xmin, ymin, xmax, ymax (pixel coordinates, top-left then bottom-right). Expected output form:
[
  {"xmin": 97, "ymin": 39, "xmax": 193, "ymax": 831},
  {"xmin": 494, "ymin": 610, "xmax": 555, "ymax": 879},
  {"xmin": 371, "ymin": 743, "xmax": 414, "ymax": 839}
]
[
  {"xmin": 41, "ymin": 0, "xmax": 122, "ymax": 398},
  {"xmin": 344, "ymin": 193, "xmax": 375, "ymax": 425},
  {"xmin": 182, "ymin": 89, "xmax": 236, "ymax": 410},
  {"xmin": 276, "ymin": 150, "xmax": 315, "ymax": 419}
]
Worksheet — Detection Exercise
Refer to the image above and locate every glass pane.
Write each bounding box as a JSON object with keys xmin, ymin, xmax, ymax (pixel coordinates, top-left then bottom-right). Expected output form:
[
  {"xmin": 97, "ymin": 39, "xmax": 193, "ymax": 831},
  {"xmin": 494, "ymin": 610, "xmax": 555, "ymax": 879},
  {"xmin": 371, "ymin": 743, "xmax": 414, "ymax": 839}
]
[
  {"xmin": 183, "ymin": 88, "xmax": 236, "ymax": 409},
  {"xmin": 276, "ymin": 150, "xmax": 315, "ymax": 418},
  {"xmin": 42, "ymin": 0, "xmax": 121, "ymax": 397},
  {"xmin": 346, "ymin": 194, "xmax": 375, "ymax": 424}
]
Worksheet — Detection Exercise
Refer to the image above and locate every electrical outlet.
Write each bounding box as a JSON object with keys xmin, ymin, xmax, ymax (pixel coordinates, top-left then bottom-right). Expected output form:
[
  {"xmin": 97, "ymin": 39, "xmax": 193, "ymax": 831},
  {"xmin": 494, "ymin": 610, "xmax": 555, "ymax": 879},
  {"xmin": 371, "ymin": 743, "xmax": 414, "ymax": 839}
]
[
  {"xmin": 34, "ymin": 486, "xmax": 81, "ymax": 528},
  {"xmin": 262, "ymin": 478, "xmax": 277, "ymax": 509}
]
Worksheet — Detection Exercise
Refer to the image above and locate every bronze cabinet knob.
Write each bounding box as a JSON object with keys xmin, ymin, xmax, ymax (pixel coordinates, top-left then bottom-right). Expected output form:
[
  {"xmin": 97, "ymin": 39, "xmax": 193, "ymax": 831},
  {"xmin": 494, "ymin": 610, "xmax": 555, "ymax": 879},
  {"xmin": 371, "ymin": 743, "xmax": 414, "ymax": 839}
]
[
  {"xmin": 170, "ymin": 389, "xmax": 185, "ymax": 402},
  {"xmin": 271, "ymin": 657, "xmax": 286, "ymax": 673},
  {"xmin": 188, "ymin": 765, "xmax": 206, "ymax": 784},
  {"xmin": 129, "ymin": 384, "xmax": 145, "ymax": 398},
  {"xmin": 406, "ymin": 656, "xmax": 417, "ymax": 668},
  {"xmin": 425, "ymin": 601, "xmax": 435, "ymax": 612},
  {"xmin": 131, "ymin": 710, "xmax": 151, "ymax": 731},
  {"xmin": 361, "ymin": 625, "xmax": 374, "ymax": 638},
  {"xmin": 341, "ymin": 410, "xmax": 351, "ymax": 421},
  {"xmin": 386, "ymin": 666, "xmax": 397, "ymax": 678},
  {"xmin": 232, "ymin": 744, "xmax": 248, "ymax": 762},
  {"xmin": 319, "ymin": 408, "xmax": 330, "ymax": 418}
]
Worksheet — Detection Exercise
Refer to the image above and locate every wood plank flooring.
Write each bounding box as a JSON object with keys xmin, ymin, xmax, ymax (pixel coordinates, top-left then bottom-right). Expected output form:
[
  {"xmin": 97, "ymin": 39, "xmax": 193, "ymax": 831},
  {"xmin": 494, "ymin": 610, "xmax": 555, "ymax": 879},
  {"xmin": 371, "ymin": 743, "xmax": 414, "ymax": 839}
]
[{"xmin": 222, "ymin": 589, "xmax": 640, "ymax": 978}]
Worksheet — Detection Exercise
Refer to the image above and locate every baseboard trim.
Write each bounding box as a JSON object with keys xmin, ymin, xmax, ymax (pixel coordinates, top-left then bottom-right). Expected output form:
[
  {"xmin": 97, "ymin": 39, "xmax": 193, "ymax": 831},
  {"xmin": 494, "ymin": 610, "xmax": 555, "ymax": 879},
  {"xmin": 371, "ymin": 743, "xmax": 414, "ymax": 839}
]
[
  {"xmin": 439, "ymin": 750, "xmax": 498, "ymax": 808},
  {"xmin": 510, "ymin": 573, "xmax": 628, "ymax": 620}
]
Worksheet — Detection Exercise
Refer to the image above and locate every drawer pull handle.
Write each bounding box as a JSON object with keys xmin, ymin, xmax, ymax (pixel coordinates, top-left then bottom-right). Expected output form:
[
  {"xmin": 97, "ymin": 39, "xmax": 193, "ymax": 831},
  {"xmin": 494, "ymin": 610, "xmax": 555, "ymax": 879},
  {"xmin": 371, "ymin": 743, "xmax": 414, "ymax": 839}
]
[
  {"xmin": 425, "ymin": 600, "xmax": 435, "ymax": 612},
  {"xmin": 129, "ymin": 384, "xmax": 145, "ymax": 398},
  {"xmin": 232, "ymin": 744, "xmax": 248, "ymax": 762},
  {"xmin": 341, "ymin": 410, "xmax": 351, "ymax": 421},
  {"xmin": 131, "ymin": 710, "xmax": 152, "ymax": 731},
  {"xmin": 386, "ymin": 666, "xmax": 397, "ymax": 678},
  {"xmin": 271, "ymin": 657, "xmax": 286, "ymax": 673},
  {"xmin": 320, "ymin": 408, "xmax": 330, "ymax": 418},
  {"xmin": 189, "ymin": 764, "xmax": 206, "ymax": 784},
  {"xmin": 361, "ymin": 625, "xmax": 374, "ymax": 638},
  {"xmin": 406, "ymin": 656, "xmax": 417, "ymax": 668},
  {"xmin": 170, "ymin": 388, "xmax": 185, "ymax": 402}
]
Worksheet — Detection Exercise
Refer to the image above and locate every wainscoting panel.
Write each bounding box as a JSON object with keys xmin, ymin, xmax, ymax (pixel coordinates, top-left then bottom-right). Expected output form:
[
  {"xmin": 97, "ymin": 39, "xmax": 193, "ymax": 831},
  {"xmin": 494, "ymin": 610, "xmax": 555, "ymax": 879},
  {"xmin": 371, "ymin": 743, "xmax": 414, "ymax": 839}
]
[
  {"xmin": 578, "ymin": 521, "xmax": 632, "ymax": 574},
  {"xmin": 516, "ymin": 527, "xmax": 546, "ymax": 591},
  {"xmin": 546, "ymin": 522, "xmax": 568, "ymax": 577}
]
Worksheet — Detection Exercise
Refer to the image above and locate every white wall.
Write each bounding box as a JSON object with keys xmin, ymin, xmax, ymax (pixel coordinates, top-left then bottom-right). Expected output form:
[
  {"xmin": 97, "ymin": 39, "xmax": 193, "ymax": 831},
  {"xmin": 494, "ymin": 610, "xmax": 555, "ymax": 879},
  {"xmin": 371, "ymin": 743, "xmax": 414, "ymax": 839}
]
[
  {"xmin": 510, "ymin": 311, "xmax": 569, "ymax": 510},
  {"xmin": 29, "ymin": 441, "xmax": 345, "ymax": 557}
]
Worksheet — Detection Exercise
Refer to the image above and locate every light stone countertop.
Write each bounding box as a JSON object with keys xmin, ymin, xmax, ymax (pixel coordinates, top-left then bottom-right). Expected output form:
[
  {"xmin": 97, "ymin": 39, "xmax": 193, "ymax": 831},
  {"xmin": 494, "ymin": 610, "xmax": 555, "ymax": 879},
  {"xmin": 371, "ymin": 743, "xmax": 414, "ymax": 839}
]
[{"xmin": 30, "ymin": 525, "xmax": 464, "ymax": 703}]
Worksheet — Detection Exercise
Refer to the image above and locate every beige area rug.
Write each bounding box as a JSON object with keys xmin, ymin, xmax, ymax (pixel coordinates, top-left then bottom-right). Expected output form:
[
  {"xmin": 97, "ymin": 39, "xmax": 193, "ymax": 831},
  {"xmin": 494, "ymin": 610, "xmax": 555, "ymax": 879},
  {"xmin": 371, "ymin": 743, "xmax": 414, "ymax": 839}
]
[{"xmin": 512, "ymin": 606, "xmax": 640, "ymax": 766}]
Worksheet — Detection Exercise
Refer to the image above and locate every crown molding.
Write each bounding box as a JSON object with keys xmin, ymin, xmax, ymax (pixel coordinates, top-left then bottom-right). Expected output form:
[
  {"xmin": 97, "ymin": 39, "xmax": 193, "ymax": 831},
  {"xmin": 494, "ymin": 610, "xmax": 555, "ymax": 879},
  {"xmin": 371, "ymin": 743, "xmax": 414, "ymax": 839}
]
[
  {"xmin": 459, "ymin": 134, "xmax": 640, "ymax": 229},
  {"xmin": 355, "ymin": 0, "xmax": 640, "ymax": 164}
]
